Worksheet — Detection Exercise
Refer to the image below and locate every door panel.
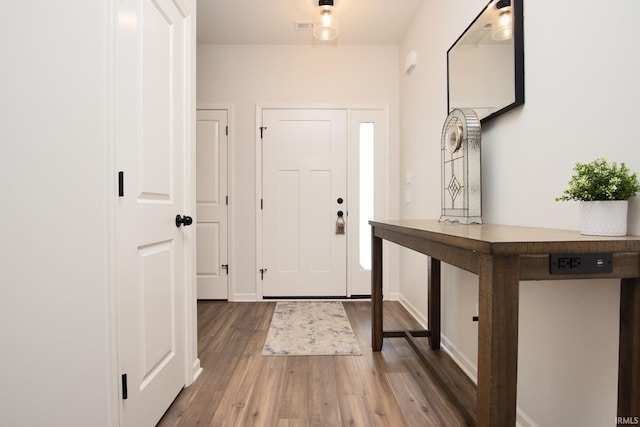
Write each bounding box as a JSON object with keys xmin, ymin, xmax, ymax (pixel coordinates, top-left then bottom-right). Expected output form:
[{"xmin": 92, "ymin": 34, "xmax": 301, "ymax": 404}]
[
  {"xmin": 196, "ymin": 110, "xmax": 228, "ymax": 299},
  {"xmin": 197, "ymin": 223, "xmax": 220, "ymax": 278},
  {"xmin": 277, "ymin": 170, "xmax": 300, "ymax": 272},
  {"xmin": 140, "ymin": 0, "xmax": 172, "ymax": 199},
  {"xmin": 140, "ymin": 242, "xmax": 173, "ymax": 374},
  {"xmin": 262, "ymin": 109, "xmax": 347, "ymax": 297},
  {"xmin": 309, "ymin": 170, "xmax": 331, "ymax": 272},
  {"xmin": 116, "ymin": 0, "xmax": 189, "ymax": 425}
]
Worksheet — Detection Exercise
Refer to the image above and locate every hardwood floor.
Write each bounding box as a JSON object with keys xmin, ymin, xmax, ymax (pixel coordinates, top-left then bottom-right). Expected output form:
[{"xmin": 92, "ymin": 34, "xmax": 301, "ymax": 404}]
[{"xmin": 157, "ymin": 301, "xmax": 470, "ymax": 427}]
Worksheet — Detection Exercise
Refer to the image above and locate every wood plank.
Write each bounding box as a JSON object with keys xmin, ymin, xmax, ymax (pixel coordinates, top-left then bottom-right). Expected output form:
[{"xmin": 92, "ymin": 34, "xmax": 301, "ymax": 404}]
[
  {"xmin": 157, "ymin": 301, "xmax": 471, "ymax": 427},
  {"xmin": 476, "ymin": 254, "xmax": 519, "ymax": 427},
  {"xmin": 239, "ymin": 355, "xmax": 286, "ymax": 426},
  {"xmin": 386, "ymin": 372, "xmax": 442, "ymax": 425},
  {"xmin": 277, "ymin": 357, "xmax": 311, "ymax": 420},
  {"xmin": 360, "ymin": 351, "xmax": 411, "ymax": 427},
  {"xmin": 374, "ymin": 226, "xmax": 480, "ymax": 274},
  {"xmin": 372, "ymin": 229, "xmax": 383, "ymax": 351},
  {"xmin": 338, "ymin": 395, "xmax": 377, "ymax": 427},
  {"xmin": 428, "ymin": 257, "xmax": 441, "ymax": 350},
  {"xmin": 275, "ymin": 419, "xmax": 309, "ymax": 427},
  {"xmin": 175, "ymin": 351, "xmax": 238, "ymax": 425},
  {"xmin": 334, "ymin": 355, "xmax": 367, "ymax": 396},
  {"xmin": 208, "ymin": 353, "xmax": 262, "ymax": 426},
  {"xmin": 402, "ymin": 356, "xmax": 471, "ymax": 427},
  {"xmin": 402, "ymin": 333, "xmax": 476, "ymax": 425},
  {"xmin": 308, "ymin": 356, "xmax": 341, "ymax": 427},
  {"xmin": 343, "ymin": 301, "xmax": 374, "ymax": 350},
  {"xmin": 370, "ymin": 220, "xmax": 640, "ymax": 255},
  {"xmin": 618, "ymin": 278, "xmax": 640, "ymax": 420}
]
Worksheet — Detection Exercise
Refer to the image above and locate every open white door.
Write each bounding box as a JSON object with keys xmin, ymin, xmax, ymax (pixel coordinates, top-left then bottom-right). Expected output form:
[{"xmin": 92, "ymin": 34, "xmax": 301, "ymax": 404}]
[
  {"xmin": 196, "ymin": 110, "xmax": 229, "ymax": 299},
  {"xmin": 115, "ymin": 0, "xmax": 190, "ymax": 425},
  {"xmin": 261, "ymin": 109, "xmax": 347, "ymax": 297}
]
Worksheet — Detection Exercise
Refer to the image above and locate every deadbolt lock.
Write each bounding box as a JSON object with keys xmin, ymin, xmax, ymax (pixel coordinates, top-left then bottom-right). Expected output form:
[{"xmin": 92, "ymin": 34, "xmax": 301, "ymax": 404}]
[{"xmin": 336, "ymin": 211, "xmax": 345, "ymax": 235}]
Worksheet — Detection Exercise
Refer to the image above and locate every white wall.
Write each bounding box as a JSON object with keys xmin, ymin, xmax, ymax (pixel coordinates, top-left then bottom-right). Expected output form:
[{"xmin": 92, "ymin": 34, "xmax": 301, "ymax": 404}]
[
  {"xmin": 197, "ymin": 44, "xmax": 401, "ymax": 300},
  {"xmin": 0, "ymin": 2, "xmax": 113, "ymax": 426},
  {"xmin": 400, "ymin": 1, "xmax": 640, "ymax": 426}
]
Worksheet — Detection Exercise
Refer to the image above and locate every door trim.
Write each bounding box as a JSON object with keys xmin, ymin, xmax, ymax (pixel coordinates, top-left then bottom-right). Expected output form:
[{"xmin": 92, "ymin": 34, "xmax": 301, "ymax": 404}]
[{"xmin": 255, "ymin": 103, "xmax": 391, "ymax": 301}]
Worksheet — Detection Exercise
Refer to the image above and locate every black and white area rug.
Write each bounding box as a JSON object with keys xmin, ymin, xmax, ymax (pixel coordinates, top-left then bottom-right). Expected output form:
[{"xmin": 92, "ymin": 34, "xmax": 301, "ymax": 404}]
[{"xmin": 261, "ymin": 301, "xmax": 362, "ymax": 356}]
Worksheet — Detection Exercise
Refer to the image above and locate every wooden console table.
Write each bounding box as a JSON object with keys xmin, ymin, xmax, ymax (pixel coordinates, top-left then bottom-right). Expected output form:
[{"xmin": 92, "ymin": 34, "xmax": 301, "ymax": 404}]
[{"xmin": 370, "ymin": 219, "xmax": 640, "ymax": 427}]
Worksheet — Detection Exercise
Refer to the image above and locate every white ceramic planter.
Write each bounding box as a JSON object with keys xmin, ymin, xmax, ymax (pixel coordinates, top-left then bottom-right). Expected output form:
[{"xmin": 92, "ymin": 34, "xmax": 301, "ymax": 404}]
[{"xmin": 579, "ymin": 200, "xmax": 628, "ymax": 236}]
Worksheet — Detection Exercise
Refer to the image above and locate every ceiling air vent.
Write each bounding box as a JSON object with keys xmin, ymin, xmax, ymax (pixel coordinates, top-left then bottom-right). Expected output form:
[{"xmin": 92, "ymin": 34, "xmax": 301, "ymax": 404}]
[{"xmin": 294, "ymin": 21, "xmax": 313, "ymax": 31}]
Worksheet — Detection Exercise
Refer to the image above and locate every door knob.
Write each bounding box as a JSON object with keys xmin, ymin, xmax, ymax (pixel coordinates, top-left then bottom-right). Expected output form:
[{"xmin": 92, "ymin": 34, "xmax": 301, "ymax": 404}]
[{"xmin": 175, "ymin": 215, "xmax": 193, "ymax": 227}]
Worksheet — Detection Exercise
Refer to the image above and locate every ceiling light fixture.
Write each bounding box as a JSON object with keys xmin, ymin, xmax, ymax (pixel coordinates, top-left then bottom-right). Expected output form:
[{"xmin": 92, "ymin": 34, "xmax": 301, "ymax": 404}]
[
  {"xmin": 492, "ymin": 0, "xmax": 513, "ymax": 41},
  {"xmin": 313, "ymin": 0, "xmax": 339, "ymax": 41}
]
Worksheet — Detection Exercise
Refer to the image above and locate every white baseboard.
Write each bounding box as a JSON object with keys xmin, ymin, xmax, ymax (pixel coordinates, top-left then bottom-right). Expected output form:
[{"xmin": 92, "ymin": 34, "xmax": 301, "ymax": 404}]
[
  {"xmin": 516, "ymin": 407, "xmax": 539, "ymax": 427},
  {"xmin": 398, "ymin": 295, "xmax": 428, "ymax": 327},
  {"xmin": 231, "ymin": 293, "xmax": 258, "ymax": 302},
  {"xmin": 440, "ymin": 334, "xmax": 478, "ymax": 384},
  {"xmin": 189, "ymin": 358, "xmax": 203, "ymax": 387},
  {"xmin": 385, "ymin": 291, "xmax": 400, "ymax": 302},
  {"xmin": 440, "ymin": 335, "xmax": 537, "ymax": 427}
]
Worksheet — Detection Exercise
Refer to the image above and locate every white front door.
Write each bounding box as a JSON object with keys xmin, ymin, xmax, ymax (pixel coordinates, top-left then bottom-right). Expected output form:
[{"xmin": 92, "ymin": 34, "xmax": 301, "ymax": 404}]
[
  {"xmin": 262, "ymin": 109, "xmax": 347, "ymax": 297},
  {"xmin": 115, "ymin": 0, "xmax": 190, "ymax": 425},
  {"xmin": 196, "ymin": 109, "xmax": 228, "ymax": 299}
]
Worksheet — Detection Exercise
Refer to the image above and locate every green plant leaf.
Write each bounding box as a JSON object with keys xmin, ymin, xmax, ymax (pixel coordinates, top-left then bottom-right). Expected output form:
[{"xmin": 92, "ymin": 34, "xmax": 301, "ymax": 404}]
[{"xmin": 556, "ymin": 157, "xmax": 640, "ymax": 201}]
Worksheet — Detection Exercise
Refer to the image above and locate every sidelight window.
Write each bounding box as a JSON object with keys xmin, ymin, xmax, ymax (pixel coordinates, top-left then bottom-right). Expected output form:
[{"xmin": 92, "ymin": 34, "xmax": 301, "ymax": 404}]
[{"xmin": 359, "ymin": 122, "xmax": 374, "ymax": 271}]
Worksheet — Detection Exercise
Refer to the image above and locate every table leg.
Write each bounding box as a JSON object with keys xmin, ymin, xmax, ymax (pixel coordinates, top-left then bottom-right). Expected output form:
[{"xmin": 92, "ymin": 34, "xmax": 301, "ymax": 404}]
[
  {"xmin": 428, "ymin": 257, "xmax": 441, "ymax": 350},
  {"xmin": 372, "ymin": 227, "xmax": 383, "ymax": 351},
  {"xmin": 477, "ymin": 254, "xmax": 519, "ymax": 427},
  {"xmin": 618, "ymin": 278, "xmax": 640, "ymax": 421}
]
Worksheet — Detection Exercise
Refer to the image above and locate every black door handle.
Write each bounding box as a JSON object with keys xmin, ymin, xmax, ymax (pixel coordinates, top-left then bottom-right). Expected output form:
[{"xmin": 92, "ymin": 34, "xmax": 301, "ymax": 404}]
[{"xmin": 175, "ymin": 215, "xmax": 193, "ymax": 227}]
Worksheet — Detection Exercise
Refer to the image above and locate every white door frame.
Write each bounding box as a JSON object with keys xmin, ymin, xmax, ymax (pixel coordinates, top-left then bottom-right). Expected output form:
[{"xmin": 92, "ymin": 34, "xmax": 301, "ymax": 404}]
[
  {"xmin": 255, "ymin": 104, "xmax": 391, "ymax": 300},
  {"xmin": 196, "ymin": 103, "xmax": 235, "ymax": 300}
]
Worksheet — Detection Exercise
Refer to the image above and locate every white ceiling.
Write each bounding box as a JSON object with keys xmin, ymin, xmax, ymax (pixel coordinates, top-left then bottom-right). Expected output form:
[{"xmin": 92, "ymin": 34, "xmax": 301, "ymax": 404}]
[{"xmin": 197, "ymin": 0, "xmax": 425, "ymax": 45}]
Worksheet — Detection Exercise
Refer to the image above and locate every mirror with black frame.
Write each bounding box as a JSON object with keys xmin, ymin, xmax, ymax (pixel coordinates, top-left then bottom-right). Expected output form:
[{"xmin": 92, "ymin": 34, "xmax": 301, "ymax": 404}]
[{"xmin": 447, "ymin": 0, "xmax": 524, "ymax": 122}]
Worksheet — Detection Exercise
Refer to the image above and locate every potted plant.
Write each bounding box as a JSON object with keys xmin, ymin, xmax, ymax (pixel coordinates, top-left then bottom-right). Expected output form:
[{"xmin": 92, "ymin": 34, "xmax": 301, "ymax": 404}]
[{"xmin": 557, "ymin": 157, "xmax": 640, "ymax": 236}]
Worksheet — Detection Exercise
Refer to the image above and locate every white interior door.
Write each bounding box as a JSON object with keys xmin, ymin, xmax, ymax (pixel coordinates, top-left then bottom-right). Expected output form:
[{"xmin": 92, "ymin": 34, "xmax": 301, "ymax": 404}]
[
  {"xmin": 262, "ymin": 109, "xmax": 347, "ymax": 297},
  {"xmin": 196, "ymin": 109, "xmax": 228, "ymax": 299},
  {"xmin": 115, "ymin": 0, "xmax": 189, "ymax": 425}
]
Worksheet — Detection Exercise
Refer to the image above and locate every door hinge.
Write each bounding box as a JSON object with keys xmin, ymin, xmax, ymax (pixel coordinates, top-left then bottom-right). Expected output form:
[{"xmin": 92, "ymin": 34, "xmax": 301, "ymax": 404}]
[
  {"xmin": 260, "ymin": 199, "xmax": 264, "ymax": 210},
  {"xmin": 118, "ymin": 171, "xmax": 124, "ymax": 197},
  {"xmin": 259, "ymin": 268, "xmax": 268, "ymax": 280},
  {"xmin": 222, "ymin": 264, "xmax": 229, "ymax": 275},
  {"xmin": 225, "ymin": 125, "xmax": 229, "ymax": 136},
  {"xmin": 259, "ymin": 126, "xmax": 267, "ymax": 139},
  {"xmin": 226, "ymin": 195, "xmax": 229, "ymax": 206},
  {"xmin": 121, "ymin": 374, "xmax": 128, "ymax": 400}
]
